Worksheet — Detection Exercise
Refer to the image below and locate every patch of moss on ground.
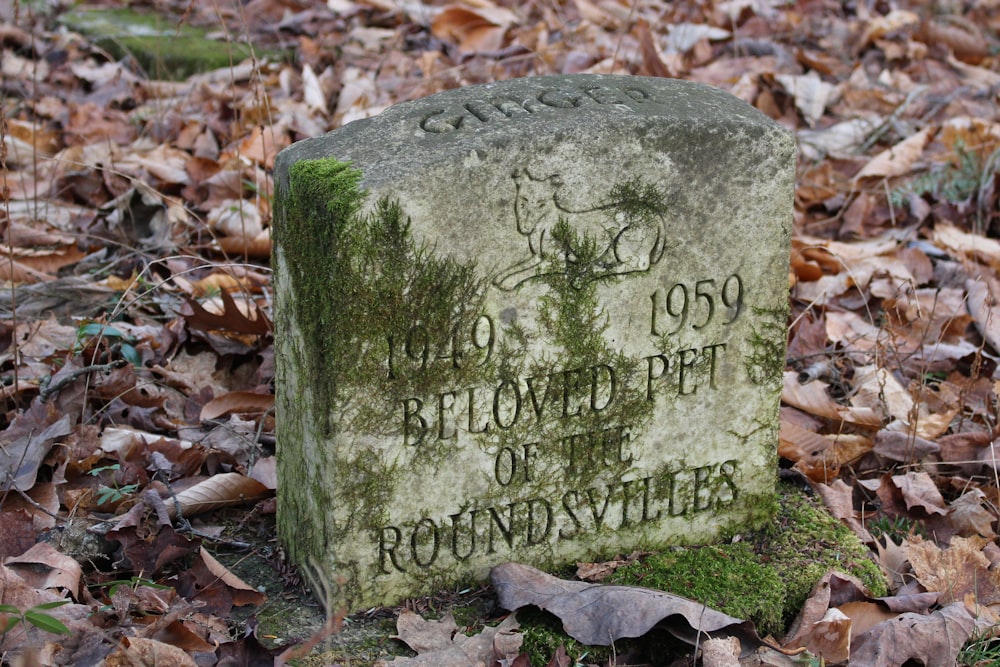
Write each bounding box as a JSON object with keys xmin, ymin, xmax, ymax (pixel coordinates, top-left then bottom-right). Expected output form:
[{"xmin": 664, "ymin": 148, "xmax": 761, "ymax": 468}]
[
  {"xmin": 519, "ymin": 608, "xmax": 694, "ymax": 667},
  {"xmin": 608, "ymin": 543, "xmax": 785, "ymax": 635},
  {"xmin": 519, "ymin": 608, "xmax": 614, "ymax": 667},
  {"xmin": 58, "ymin": 7, "xmax": 285, "ymax": 80},
  {"xmin": 607, "ymin": 482, "xmax": 887, "ymax": 637},
  {"xmin": 758, "ymin": 482, "xmax": 888, "ymax": 615}
]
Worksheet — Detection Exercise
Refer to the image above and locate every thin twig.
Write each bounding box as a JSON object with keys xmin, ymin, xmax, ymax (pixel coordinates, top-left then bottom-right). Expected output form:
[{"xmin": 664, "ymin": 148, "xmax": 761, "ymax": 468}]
[{"xmin": 38, "ymin": 360, "xmax": 127, "ymax": 402}]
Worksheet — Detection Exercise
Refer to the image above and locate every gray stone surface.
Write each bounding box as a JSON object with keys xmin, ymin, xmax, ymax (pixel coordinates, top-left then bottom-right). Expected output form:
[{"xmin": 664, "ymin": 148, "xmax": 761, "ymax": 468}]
[{"xmin": 273, "ymin": 74, "xmax": 795, "ymax": 612}]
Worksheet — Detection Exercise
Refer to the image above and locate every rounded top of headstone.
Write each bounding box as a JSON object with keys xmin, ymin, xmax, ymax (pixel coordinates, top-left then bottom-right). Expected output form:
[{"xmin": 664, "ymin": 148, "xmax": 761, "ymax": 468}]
[{"xmin": 275, "ymin": 75, "xmax": 792, "ymax": 190}]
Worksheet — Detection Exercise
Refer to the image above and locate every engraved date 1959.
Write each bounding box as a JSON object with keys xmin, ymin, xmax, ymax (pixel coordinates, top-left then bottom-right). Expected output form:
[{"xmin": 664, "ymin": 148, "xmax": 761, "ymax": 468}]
[{"xmin": 649, "ymin": 273, "xmax": 743, "ymax": 336}]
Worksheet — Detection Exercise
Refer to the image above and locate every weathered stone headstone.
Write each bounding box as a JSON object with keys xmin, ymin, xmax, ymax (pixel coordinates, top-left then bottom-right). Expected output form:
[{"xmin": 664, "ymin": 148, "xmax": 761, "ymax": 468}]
[{"xmin": 273, "ymin": 74, "xmax": 795, "ymax": 612}]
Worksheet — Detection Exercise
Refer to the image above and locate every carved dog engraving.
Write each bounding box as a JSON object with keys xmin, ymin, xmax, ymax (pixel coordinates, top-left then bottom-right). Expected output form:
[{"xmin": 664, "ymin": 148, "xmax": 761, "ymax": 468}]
[{"xmin": 494, "ymin": 168, "xmax": 669, "ymax": 291}]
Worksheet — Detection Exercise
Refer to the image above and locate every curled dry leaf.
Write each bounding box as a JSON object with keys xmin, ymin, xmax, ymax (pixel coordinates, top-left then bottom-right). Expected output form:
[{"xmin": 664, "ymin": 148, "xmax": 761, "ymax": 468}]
[
  {"xmin": 948, "ymin": 489, "xmax": 997, "ymax": 539},
  {"xmin": 200, "ymin": 390, "xmax": 275, "ymax": 421},
  {"xmin": 431, "ymin": 5, "xmax": 514, "ymax": 53},
  {"xmin": 850, "ymin": 602, "xmax": 984, "ymax": 667},
  {"xmin": 664, "ymin": 24, "xmax": 731, "ymax": 54},
  {"xmin": 700, "ymin": 636, "xmax": 741, "ymax": 667},
  {"xmin": 934, "ymin": 224, "xmax": 1000, "ymax": 271},
  {"xmin": 167, "ymin": 472, "xmax": 270, "ymax": 520},
  {"xmin": 781, "ymin": 372, "xmax": 881, "ymax": 426},
  {"xmin": 804, "ymin": 608, "xmax": 851, "ymax": 664},
  {"xmin": 377, "ymin": 610, "xmax": 521, "ymax": 667},
  {"xmin": 491, "ymin": 562, "xmax": 771, "ymax": 654},
  {"xmin": 215, "ymin": 228, "xmax": 272, "ymax": 259},
  {"xmin": 573, "ymin": 0, "xmax": 624, "ymax": 29},
  {"xmin": 966, "ymin": 276, "xmax": 1000, "ymax": 353},
  {"xmin": 813, "ymin": 479, "xmax": 874, "ymax": 543},
  {"xmin": 919, "ymin": 19, "xmax": 989, "ymax": 64},
  {"xmin": 779, "ymin": 420, "xmax": 838, "ymax": 482},
  {"xmin": 891, "ymin": 471, "xmax": 948, "ymax": 515},
  {"xmin": 857, "ymin": 9, "xmax": 920, "ymax": 51},
  {"xmin": 854, "ymin": 127, "xmax": 933, "ymax": 181},
  {"xmin": 145, "ymin": 618, "xmax": 217, "ymax": 652},
  {"xmin": 104, "ymin": 636, "xmax": 199, "ymax": 667},
  {"xmin": 0, "ymin": 256, "xmax": 57, "ymax": 284},
  {"xmin": 872, "ymin": 430, "xmax": 939, "ymax": 463},
  {"xmin": 196, "ymin": 547, "xmax": 266, "ymax": 607},
  {"xmin": 249, "ymin": 456, "xmax": 278, "ymax": 490},
  {"xmin": 4, "ymin": 542, "xmax": 83, "ymax": 598},
  {"xmin": 836, "ymin": 601, "xmax": 896, "ymax": 638},
  {"xmin": 303, "ymin": 63, "xmax": 328, "ymax": 114},
  {"xmin": 0, "ymin": 402, "xmax": 74, "ymax": 492},
  {"xmin": 784, "ymin": 571, "xmax": 871, "ymax": 651},
  {"xmin": 850, "ymin": 366, "xmax": 950, "ymax": 438},
  {"xmin": 0, "ymin": 562, "xmax": 92, "ymax": 654},
  {"xmin": 775, "ymin": 72, "xmax": 839, "ymax": 127},
  {"xmin": 636, "ymin": 18, "xmax": 676, "ymax": 79},
  {"xmin": 207, "ymin": 199, "xmax": 263, "ymax": 238},
  {"xmin": 797, "ymin": 118, "xmax": 878, "ymax": 161}
]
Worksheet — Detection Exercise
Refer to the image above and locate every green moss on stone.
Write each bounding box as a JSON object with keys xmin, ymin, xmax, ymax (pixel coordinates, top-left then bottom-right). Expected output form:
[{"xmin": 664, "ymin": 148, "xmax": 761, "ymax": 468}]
[
  {"xmin": 745, "ymin": 307, "xmax": 787, "ymax": 386},
  {"xmin": 277, "ymin": 159, "xmax": 490, "ymax": 437},
  {"xmin": 276, "ymin": 159, "xmax": 364, "ymax": 439}
]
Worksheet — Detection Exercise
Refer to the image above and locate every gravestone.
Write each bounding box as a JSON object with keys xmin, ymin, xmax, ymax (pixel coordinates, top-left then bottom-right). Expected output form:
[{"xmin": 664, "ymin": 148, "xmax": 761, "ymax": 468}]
[{"xmin": 273, "ymin": 74, "xmax": 795, "ymax": 612}]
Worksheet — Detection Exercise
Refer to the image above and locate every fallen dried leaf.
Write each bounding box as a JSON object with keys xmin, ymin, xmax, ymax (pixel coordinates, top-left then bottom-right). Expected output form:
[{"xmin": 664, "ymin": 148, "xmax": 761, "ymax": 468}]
[
  {"xmin": 948, "ymin": 489, "xmax": 997, "ymax": 539},
  {"xmin": 784, "ymin": 571, "xmax": 871, "ymax": 651},
  {"xmin": 168, "ymin": 473, "xmax": 270, "ymax": 520},
  {"xmin": 199, "ymin": 391, "xmax": 274, "ymax": 421},
  {"xmin": 850, "ymin": 602, "xmax": 984, "ymax": 667},
  {"xmin": 804, "ymin": 607, "xmax": 851, "ymax": 664},
  {"xmin": 891, "ymin": 471, "xmax": 948, "ymax": 516},
  {"xmin": 4, "ymin": 542, "xmax": 83, "ymax": 598},
  {"xmin": 104, "ymin": 636, "xmax": 199, "ymax": 667},
  {"xmin": 906, "ymin": 536, "xmax": 1000, "ymax": 605},
  {"xmin": 854, "ymin": 127, "xmax": 933, "ymax": 181},
  {"xmin": 184, "ymin": 289, "xmax": 272, "ymax": 336},
  {"xmin": 836, "ymin": 601, "xmax": 896, "ymax": 638},
  {"xmin": 491, "ymin": 562, "xmax": 769, "ymax": 653},
  {"xmin": 775, "ymin": 72, "xmax": 839, "ymax": 127},
  {"xmin": 377, "ymin": 610, "xmax": 521, "ymax": 667},
  {"xmin": 781, "ymin": 372, "xmax": 882, "ymax": 426},
  {"xmin": 431, "ymin": 5, "xmax": 513, "ymax": 53}
]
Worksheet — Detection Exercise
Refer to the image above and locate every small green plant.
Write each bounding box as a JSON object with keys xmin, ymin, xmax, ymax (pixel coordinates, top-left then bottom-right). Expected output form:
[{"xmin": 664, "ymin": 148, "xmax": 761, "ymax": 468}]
[
  {"xmin": 890, "ymin": 142, "xmax": 984, "ymax": 209},
  {"xmin": 868, "ymin": 515, "xmax": 926, "ymax": 543},
  {"xmin": 91, "ymin": 576, "xmax": 171, "ymax": 598},
  {"xmin": 89, "ymin": 577, "xmax": 172, "ymax": 614},
  {"xmin": 88, "ymin": 464, "xmax": 140, "ymax": 505},
  {"xmin": 889, "ymin": 139, "xmax": 999, "ymax": 233},
  {"xmin": 793, "ymin": 652, "xmax": 824, "ymax": 667},
  {"xmin": 0, "ymin": 600, "xmax": 72, "ymax": 638},
  {"xmin": 75, "ymin": 322, "xmax": 142, "ymax": 366},
  {"xmin": 958, "ymin": 627, "xmax": 1000, "ymax": 666}
]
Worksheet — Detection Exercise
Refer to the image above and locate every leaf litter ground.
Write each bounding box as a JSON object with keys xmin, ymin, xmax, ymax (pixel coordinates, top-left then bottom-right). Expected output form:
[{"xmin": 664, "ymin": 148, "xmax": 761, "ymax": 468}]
[{"xmin": 3, "ymin": 0, "xmax": 1000, "ymax": 665}]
